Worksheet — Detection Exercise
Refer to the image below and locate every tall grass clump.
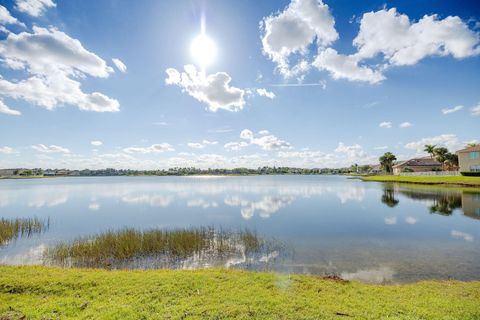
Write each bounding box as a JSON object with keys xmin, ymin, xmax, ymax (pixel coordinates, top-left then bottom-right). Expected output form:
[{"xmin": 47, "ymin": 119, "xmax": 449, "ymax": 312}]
[
  {"xmin": 0, "ymin": 217, "xmax": 49, "ymax": 246},
  {"xmin": 45, "ymin": 226, "xmax": 285, "ymax": 269}
]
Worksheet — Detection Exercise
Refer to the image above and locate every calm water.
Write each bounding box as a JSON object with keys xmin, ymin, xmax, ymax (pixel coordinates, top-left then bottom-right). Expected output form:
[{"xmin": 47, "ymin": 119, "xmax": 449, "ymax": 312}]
[{"xmin": 1, "ymin": 175, "xmax": 479, "ymax": 283}]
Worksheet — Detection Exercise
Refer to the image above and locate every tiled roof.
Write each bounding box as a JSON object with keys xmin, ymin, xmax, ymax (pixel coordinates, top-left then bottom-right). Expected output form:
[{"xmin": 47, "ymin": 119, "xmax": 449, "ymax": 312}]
[
  {"xmin": 457, "ymin": 145, "xmax": 480, "ymax": 153},
  {"xmin": 393, "ymin": 156, "xmax": 442, "ymax": 168}
]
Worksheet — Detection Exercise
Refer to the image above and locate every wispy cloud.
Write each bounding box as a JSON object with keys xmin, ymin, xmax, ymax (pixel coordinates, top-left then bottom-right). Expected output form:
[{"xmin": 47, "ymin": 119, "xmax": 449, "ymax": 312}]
[{"xmin": 441, "ymin": 105, "xmax": 463, "ymax": 114}]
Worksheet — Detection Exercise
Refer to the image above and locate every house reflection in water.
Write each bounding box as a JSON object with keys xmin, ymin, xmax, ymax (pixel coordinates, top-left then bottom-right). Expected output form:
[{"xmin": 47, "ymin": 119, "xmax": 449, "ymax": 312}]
[
  {"xmin": 380, "ymin": 184, "xmax": 480, "ymax": 220},
  {"xmin": 462, "ymin": 193, "xmax": 480, "ymax": 220}
]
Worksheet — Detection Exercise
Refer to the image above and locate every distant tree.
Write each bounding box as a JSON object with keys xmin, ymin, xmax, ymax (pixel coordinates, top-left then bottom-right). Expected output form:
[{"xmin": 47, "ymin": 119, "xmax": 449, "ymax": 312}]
[
  {"xmin": 466, "ymin": 143, "xmax": 478, "ymax": 148},
  {"xmin": 424, "ymin": 144, "xmax": 436, "ymax": 159},
  {"xmin": 379, "ymin": 152, "xmax": 397, "ymax": 174},
  {"xmin": 444, "ymin": 153, "xmax": 459, "ymax": 171}
]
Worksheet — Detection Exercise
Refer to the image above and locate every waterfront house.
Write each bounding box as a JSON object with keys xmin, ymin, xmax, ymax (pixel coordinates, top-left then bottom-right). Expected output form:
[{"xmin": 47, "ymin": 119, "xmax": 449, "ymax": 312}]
[
  {"xmin": 456, "ymin": 145, "xmax": 480, "ymax": 174},
  {"xmin": 392, "ymin": 156, "xmax": 442, "ymax": 175}
]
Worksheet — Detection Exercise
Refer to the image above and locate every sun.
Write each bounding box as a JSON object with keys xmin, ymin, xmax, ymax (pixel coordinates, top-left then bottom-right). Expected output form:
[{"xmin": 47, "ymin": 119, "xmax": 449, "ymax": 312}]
[{"xmin": 190, "ymin": 34, "xmax": 217, "ymax": 68}]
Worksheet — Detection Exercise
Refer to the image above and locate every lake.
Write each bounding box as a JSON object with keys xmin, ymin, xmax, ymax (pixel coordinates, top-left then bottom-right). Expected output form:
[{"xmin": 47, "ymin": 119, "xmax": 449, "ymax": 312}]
[{"xmin": 0, "ymin": 175, "xmax": 479, "ymax": 283}]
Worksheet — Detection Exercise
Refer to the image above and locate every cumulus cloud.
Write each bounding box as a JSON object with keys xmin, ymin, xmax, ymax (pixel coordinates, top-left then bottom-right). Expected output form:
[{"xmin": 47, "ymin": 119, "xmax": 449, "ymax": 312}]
[
  {"xmin": 353, "ymin": 8, "xmax": 480, "ymax": 66},
  {"xmin": 123, "ymin": 143, "xmax": 174, "ymax": 154},
  {"xmin": 15, "ymin": 0, "xmax": 56, "ymax": 17},
  {"xmin": 0, "ymin": 146, "xmax": 16, "ymax": 154},
  {"xmin": 224, "ymin": 141, "xmax": 249, "ymax": 151},
  {"xmin": 165, "ymin": 65, "xmax": 245, "ymax": 112},
  {"xmin": 0, "ymin": 26, "xmax": 120, "ymax": 113},
  {"xmin": 379, "ymin": 121, "xmax": 392, "ymax": 128},
  {"xmin": 335, "ymin": 142, "xmax": 368, "ymax": 161},
  {"xmin": 0, "ymin": 5, "xmax": 25, "ymax": 26},
  {"xmin": 0, "ymin": 100, "xmax": 21, "ymax": 115},
  {"xmin": 260, "ymin": 0, "xmax": 338, "ymax": 78},
  {"xmin": 31, "ymin": 144, "xmax": 70, "ymax": 153},
  {"xmin": 240, "ymin": 129, "xmax": 292, "ymax": 150},
  {"xmin": 404, "ymin": 134, "xmax": 465, "ymax": 154},
  {"xmin": 471, "ymin": 103, "xmax": 480, "ymax": 116},
  {"xmin": 91, "ymin": 140, "xmax": 103, "ymax": 147},
  {"xmin": 313, "ymin": 48, "xmax": 385, "ymax": 84},
  {"xmin": 399, "ymin": 122, "xmax": 413, "ymax": 128},
  {"xmin": 256, "ymin": 88, "xmax": 276, "ymax": 99},
  {"xmin": 112, "ymin": 58, "xmax": 127, "ymax": 73},
  {"xmin": 187, "ymin": 140, "xmax": 218, "ymax": 149},
  {"xmin": 261, "ymin": 3, "xmax": 479, "ymax": 83},
  {"xmin": 442, "ymin": 105, "xmax": 463, "ymax": 114}
]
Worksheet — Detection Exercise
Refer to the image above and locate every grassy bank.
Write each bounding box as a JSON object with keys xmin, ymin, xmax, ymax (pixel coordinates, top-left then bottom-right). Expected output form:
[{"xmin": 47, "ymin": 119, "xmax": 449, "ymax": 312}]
[
  {"xmin": 0, "ymin": 266, "xmax": 479, "ymax": 319},
  {"xmin": 361, "ymin": 175, "xmax": 480, "ymax": 187}
]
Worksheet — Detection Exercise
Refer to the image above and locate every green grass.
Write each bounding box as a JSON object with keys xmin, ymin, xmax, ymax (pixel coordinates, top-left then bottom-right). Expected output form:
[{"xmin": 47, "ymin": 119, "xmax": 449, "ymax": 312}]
[
  {"xmin": 361, "ymin": 175, "xmax": 480, "ymax": 187},
  {"xmin": 0, "ymin": 266, "xmax": 479, "ymax": 319}
]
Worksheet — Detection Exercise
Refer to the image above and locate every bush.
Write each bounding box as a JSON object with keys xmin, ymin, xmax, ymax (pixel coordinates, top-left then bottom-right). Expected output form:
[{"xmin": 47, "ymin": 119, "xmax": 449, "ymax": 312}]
[{"xmin": 460, "ymin": 172, "xmax": 480, "ymax": 176}]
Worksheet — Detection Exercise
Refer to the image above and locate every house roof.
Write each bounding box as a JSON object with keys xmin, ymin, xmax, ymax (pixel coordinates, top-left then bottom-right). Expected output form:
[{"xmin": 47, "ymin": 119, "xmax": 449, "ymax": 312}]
[
  {"xmin": 392, "ymin": 156, "xmax": 442, "ymax": 168},
  {"xmin": 457, "ymin": 145, "xmax": 480, "ymax": 153}
]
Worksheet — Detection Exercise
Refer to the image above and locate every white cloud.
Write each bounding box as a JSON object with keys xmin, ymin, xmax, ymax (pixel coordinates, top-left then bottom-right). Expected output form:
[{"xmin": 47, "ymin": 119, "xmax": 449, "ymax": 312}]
[
  {"xmin": 91, "ymin": 140, "xmax": 103, "ymax": 147},
  {"xmin": 451, "ymin": 230, "xmax": 474, "ymax": 242},
  {"xmin": 471, "ymin": 103, "xmax": 480, "ymax": 116},
  {"xmin": 0, "ymin": 146, "xmax": 16, "ymax": 154},
  {"xmin": 0, "ymin": 26, "xmax": 120, "ymax": 113},
  {"xmin": 313, "ymin": 48, "xmax": 385, "ymax": 84},
  {"xmin": 379, "ymin": 121, "xmax": 392, "ymax": 128},
  {"xmin": 258, "ymin": 130, "xmax": 270, "ymax": 135},
  {"xmin": 187, "ymin": 140, "xmax": 218, "ymax": 149},
  {"xmin": 442, "ymin": 105, "xmax": 463, "ymax": 114},
  {"xmin": 399, "ymin": 122, "xmax": 413, "ymax": 128},
  {"xmin": 31, "ymin": 144, "xmax": 70, "ymax": 153},
  {"xmin": 404, "ymin": 134, "xmax": 464, "ymax": 154},
  {"xmin": 260, "ymin": 0, "xmax": 338, "ymax": 78},
  {"xmin": 224, "ymin": 141, "xmax": 249, "ymax": 151},
  {"xmin": 112, "ymin": 58, "xmax": 127, "ymax": 73},
  {"xmin": 15, "ymin": 0, "xmax": 55, "ymax": 17},
  {"xmin": 123, "ymin": 143, "xmax": 174, "ymax": 154},
  {"xmin": 0, "ymin": 5, "xmax": 25, "ymax": 27},
  {"xmin": 256, "ymin": 88, "xmax": 276, "ymax": 99},
  {"xmin": 0, "ymin": 100, "xmax": 21, "ymax": 115},
  {"xmin": 354, "ymin": 8, "xmax": 480, "ymax": 66},
  {"xmin": 165, "ymin": 65, "xmax": 245, "ymax": 112},
  {"xmin": 335, "ymin": 142, "xmax": 368, "ymax": 161},
  {"xmin": 240, "ymin": 129, "xmax": 292, "ymax": 150}
]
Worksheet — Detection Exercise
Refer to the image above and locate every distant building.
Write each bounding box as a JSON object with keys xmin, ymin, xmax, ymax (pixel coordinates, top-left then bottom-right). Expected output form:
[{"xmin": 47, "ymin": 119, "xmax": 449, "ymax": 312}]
[
  {"xmin": 392, "ymin": 156, "xmax": 442, "ymax": 175},
  {"xmin": 43, "ymin": 169, "xmax": 56, "ymax": 176},
  {"xmin": 0, "ymin": 169, "xmax": 17, "ymax": 176},
  {"xmin": 456, "ymin": 145, "xmax": 480, "ymax": 173},
  {"xmin": 369, "ymin": 164, "xmax": 383, "ymax": 174}
]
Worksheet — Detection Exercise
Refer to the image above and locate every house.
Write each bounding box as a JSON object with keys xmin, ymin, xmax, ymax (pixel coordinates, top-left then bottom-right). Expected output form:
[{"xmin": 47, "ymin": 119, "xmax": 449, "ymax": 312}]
[
  {"xmin": 456, "ymin": 145, "xmax": 480, "ymax": 174},
  {"xmin": 461, "ymin": 192, "xmax": 480, "ymax": 220},
  {"xmin": 369, "ymin": 164, "xmax": 383, "ymax": 174},
  {"xmin": 392, "ymin": 156, "xmax": 442, "ymax": 175}
]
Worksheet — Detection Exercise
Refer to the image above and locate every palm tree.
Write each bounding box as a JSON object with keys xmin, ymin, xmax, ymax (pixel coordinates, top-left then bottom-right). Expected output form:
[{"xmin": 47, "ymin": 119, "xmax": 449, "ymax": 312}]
[
  {"xmin": 424, "ymin": 144, "xmax": 436, "ymax": 159},
  {"xmin": 433, "ymin": 147, "xmax": 449, "ymax": 170},
  {"xmin": 379, "ymin": 152, "xmax": 397, "ymax": 174}
]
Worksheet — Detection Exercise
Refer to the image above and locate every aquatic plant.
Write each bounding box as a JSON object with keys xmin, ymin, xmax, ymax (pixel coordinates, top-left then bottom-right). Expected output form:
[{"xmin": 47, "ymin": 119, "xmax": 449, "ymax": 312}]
[
  {"xmin": 45, "ymin": 226, "xmax": 286, "ymax": 269},
  {"xmin": 0, "ymin": 217, "xmax": 49, "ymax": 247}
]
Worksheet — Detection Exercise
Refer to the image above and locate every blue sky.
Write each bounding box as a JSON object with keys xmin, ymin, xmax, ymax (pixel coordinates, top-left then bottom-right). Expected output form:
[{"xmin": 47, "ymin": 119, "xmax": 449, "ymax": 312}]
[{"xmin": 0, "ymin": 0, "xmax": 479, "ymax": 169}]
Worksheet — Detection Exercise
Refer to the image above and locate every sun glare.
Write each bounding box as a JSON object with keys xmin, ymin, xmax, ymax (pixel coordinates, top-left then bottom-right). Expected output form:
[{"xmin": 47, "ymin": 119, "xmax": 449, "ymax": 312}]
[{"xmin": 190, "ymin": 34, "xmax": 217, "ymax": 68}]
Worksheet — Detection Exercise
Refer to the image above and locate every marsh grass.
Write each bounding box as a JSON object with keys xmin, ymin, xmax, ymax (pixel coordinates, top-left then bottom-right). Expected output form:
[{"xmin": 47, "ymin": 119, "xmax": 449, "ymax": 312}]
[
  {"xmin": 0, "ymin": 217, "xmax": 49, "ymax": 247},
  {"xmin": 45, "ymin": 227, "xmax": 286, "ymax": 269}
]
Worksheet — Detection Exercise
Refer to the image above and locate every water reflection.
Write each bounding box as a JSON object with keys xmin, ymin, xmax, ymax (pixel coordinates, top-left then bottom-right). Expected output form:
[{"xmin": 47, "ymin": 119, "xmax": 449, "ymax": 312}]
[
  {"xmin": 380, "ymin": 183, "xmax": 480, "ymax": 220},
  {"xmin": 0, "ymin": 176, "xmax": 479, "ymax": 283}
]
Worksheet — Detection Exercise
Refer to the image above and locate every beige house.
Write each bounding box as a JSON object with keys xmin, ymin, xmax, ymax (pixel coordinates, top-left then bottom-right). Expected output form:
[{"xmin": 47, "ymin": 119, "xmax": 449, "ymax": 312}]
[
  {"xmin": 457, "ymin": 145, "xmax": 480, "ymax": 173},
  {"xmin": 392, "ymin": 156, "xmax": 442, "ymax": 175}
]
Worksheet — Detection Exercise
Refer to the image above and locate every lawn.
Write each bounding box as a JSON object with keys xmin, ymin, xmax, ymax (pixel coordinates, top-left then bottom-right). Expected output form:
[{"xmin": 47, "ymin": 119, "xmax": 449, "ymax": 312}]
[
  {"xmin": 0, "ymin": 266, "xmax": 479, "ymax": 319},
  {"xmin": 361, "ymin": 175, "xmax": 480, "ymax": 187}
]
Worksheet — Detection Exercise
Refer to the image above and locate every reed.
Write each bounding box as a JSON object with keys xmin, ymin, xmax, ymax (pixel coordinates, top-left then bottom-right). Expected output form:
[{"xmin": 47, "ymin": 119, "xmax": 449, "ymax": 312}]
[
  {"xmin": 0, "ymin": 217, "xmax": 49, "ymax": 246},
  {"xmin": 45, "ymin": 227, "xmax": 282, "ymax": 269}
]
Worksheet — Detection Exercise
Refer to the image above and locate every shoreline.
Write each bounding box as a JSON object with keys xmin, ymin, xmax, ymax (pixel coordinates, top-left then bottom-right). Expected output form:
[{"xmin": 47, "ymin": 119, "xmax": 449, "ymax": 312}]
[
  {"xmin": 360, "ymin": 175, "xmax": 480, "ymax": 188},
  {"xmin": 1, "ymin": 266, "xmax": 479, "ymax": 319}
]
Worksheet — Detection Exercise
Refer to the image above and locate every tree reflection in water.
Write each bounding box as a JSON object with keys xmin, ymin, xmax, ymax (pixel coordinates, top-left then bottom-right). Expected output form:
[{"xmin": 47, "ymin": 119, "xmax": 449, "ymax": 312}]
[{"xmin": 381, "ymin": 184, "xmax": 399, "ymax": 208}]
